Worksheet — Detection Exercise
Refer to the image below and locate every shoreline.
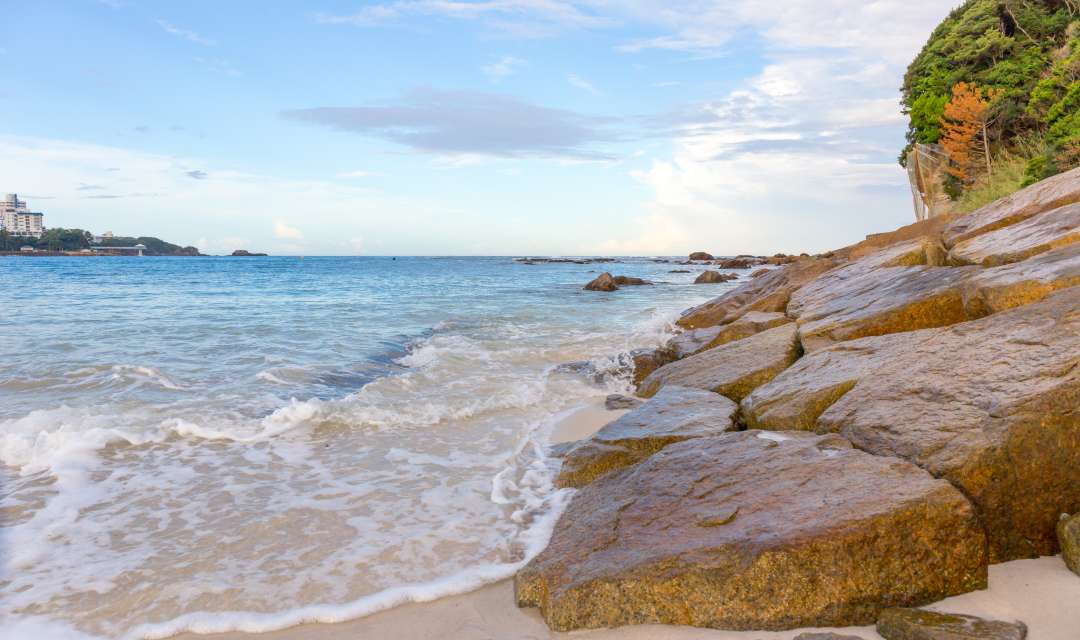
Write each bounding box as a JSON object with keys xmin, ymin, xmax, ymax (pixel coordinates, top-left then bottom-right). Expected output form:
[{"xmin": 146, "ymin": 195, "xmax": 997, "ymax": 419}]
[{"xmin": 175, "ymin": 392, "xmax": 1080, "ymax": 640}]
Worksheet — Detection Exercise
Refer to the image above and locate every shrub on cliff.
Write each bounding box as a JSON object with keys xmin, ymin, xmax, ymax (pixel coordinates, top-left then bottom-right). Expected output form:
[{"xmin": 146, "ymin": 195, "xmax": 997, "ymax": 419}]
[{"xmin": 901, "ymin": 0, "xmax": 1079, "ymax": 181}]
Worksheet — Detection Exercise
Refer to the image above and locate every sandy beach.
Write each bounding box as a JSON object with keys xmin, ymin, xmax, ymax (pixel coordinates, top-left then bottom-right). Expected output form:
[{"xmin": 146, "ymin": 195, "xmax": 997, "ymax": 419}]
[{"xmin": 181, "ymin": 405, "xmax": 1080, "ymax": 640}]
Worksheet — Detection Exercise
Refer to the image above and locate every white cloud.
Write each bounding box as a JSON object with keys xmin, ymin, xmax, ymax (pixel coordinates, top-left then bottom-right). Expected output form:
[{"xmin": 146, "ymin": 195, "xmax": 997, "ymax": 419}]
[
  {"xmin": 273, "ymin": 221, "xmax": 304, "ymax": 240},
  {"xmin": 156, "ymin": 19, "xmax": 214, "ymax": 46},
  {"xmin": 567, "ymin": 73, "xmax": 601, "ymax": 95},
  {"xmin": 482, "ymin": 55, "xmax": 525, "ymax": 80}
]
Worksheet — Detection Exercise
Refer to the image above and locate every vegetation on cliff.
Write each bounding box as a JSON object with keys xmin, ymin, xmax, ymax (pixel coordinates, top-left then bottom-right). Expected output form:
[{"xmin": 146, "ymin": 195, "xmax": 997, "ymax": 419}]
[
  {"xmin": 901, "ymin": 0, "xmax": 1080, "ymax": 208},
  {"xmin": 0, "ymin": 228, "xmax": 201, "ymax": 255}
]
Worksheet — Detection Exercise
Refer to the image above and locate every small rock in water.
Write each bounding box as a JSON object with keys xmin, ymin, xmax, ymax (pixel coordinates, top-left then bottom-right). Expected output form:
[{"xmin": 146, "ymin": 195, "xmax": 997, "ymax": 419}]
[
  {"xmin": 612, "ymin": 275, "xmax": 651, "ymax": 286},
  {"xmin": 877, "ymin": 608, "xmax": 1027, "ymax": 640},
  {"xmin": 1059, "ymin": 513, "xmax": 1080, "ymax": 576},
  {"xmin": 694, "ymin": 270, "xmax": 738, "ymax": 284},
  {"xmin": 689, "ymin": 251, "xmax": 714, "ymax": 261},
  {"xmin": 584, "ymin": 272, "xmax": 619, "ymax": 291},
  {"xmin": 604, "ymin": 394, "xmax": 643, "ymax": 411}
]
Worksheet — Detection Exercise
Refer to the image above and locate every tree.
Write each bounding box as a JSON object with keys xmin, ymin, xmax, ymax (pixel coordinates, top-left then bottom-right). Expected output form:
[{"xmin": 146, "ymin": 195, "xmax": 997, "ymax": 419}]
[{"xmin": 940, "ymin": 82, "xmax": 1004, "ymax": 182}]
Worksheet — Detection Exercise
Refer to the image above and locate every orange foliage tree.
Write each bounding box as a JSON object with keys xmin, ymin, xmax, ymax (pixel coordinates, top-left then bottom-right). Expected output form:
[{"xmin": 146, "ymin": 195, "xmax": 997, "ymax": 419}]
[{"xmin": 939, "ymin": 82, "xmax": 1003, "ymax": 183}]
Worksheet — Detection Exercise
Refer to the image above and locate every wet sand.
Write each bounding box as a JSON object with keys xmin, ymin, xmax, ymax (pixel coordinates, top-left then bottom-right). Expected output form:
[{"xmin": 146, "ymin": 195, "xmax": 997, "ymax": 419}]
[{"xmin": 180, "ymin": 403, "xmax": 1080, "ymax": 640}]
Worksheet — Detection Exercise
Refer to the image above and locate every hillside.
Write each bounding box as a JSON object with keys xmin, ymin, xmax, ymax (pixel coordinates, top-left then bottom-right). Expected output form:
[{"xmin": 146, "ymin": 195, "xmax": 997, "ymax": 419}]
[{"xmin": 902, "ymin": 0, "xmax": 1079, "ymax": 205}]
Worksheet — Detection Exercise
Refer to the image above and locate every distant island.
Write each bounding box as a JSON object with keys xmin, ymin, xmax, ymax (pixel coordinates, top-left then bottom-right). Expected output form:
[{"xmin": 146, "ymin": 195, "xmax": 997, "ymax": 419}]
[
  {"xmin": 0, "ymin": 228, "xmax": 202, "ymax": 256},
  {"xmin": 230, "ymin": 249, "xmax": 269, "ymax": 256}
]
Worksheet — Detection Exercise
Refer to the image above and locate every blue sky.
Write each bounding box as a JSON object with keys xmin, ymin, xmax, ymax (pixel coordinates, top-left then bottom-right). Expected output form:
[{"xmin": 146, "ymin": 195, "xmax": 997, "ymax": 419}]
[{"xmin": 0, "ymin": 1, "xmax": 957, "ymax": 255}]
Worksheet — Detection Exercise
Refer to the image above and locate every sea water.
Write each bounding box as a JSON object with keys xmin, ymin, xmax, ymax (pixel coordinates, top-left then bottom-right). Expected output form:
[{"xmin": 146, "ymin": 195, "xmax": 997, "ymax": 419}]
[{"xmin": 0, "ymin": 256, "xmax": 737, "ymax": 638}]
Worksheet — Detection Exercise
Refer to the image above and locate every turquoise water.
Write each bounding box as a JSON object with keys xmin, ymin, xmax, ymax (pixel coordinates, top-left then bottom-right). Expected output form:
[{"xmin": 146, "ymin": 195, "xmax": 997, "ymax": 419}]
[{"xmin": 0, "ymin": 256, "xmax": 736, "ymax": 638}]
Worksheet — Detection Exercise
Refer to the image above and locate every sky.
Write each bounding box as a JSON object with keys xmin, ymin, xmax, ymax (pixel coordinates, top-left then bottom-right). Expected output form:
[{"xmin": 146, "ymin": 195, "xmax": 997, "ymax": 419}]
[{"xmin": 0, "ymin": 1, "xmax": 960, "ymax": 256}]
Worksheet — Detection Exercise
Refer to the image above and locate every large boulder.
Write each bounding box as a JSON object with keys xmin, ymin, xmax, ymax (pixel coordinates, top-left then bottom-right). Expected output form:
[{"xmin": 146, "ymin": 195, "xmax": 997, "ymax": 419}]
[
  {"xmin": 629, "ymin": 348, "xmax": 676, "ymax": 387},
  {"xmin": 613, "ymin": 275, "xmax": 651, "ymax": 286},
  {"xmin": 555, "ymin": 386, "xmax": 737, "ymax": 488},
  {"xmin": 789, "ymin": 240, "xmax": 1080, "ymax": 353},
  {"xmin": 516, "ymin": 431, "xmax": 987, "ymax": 632},
  {"xmin": 666, "ymin": 311, "xmax": 790, "ymax": 361},
  {"xmin": 666, "ymin": 326, "xmax": 723, "ymax": 359},
  {"xmin": 1059, "ymin": 513, "xmax": 1080, "ymax": 576},
  {"xmin": 787, "ymin": 240, "xmax": 974, "ymax": 352},
  {"xmin": 689, "ymin": 251, "xmax": 714, "ymax": 261},
  {"xmin": 743, "ymin": 288, "xmax": 1080, "ymax": 561},
  {"xmin": 947, "ymin": 202, "xmax": 1080, "ymax": 267},
  {"xmin": 638, "ymin": 323, "xmax": 799, "ymax": 401},
  {"xmin": 876, "ymin": 608, "xmax": 1027, "ymax": 640},
  {"xmin": 942, "ymin": 166, "xmax": 1080, "ymax": 247},
  {"xmin": 677, "ymin": 256, "xmax": 838, "ymax": 330}
]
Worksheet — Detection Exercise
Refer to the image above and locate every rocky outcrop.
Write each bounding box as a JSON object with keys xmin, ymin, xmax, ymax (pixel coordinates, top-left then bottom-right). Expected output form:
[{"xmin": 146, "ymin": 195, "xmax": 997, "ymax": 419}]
[
  {"xmin": 555, "ymin": 386, "xmax": 737, "ymax": 488},
  {"xmin": 694, "ymin": 270, "xmax": 738, "ymax": 284},
  {"xmin": 876, "ymin": 608, "xmax": 1027, "ymax": 640},
  {"xmin": 584, "ymin": 272, "xmax": 618, "ymax": 291},
  {"xmin": 689, "ymin": 251, "xmax": 714, "ymax": 261},
  {"xmin": 750, "ymin": 267, "xmax": 772, "ymax": 278},
  {"xmin": 638, "ymin": 323, "xmax": 799, "ymax": 401},
  {"xmin": 743, "ymin": 288, "xmax": 1080, "ymax": 561},
  {"xmin": 677, "ymin": 256, "xmax": 838, "ymax": 329},
  {"xmin": 947, "ymin": 203, "xmax": 1080, "ymax": 266},
  {"xmin": 942, "ymin": 166, "xmax": 1080, "ymax": 247},
  {"xmin": 230, "ymin": 249, "xmax": 268, "ymax": 256},
  {"xmin": 613, "ymin": 275, "xmax": 651, "ymax": 286},
  {"xmin": 715, "ymin": 256, "xmax": 763, "ymax": 269},
  {"xmin": 517, "ymin": 431, "xmax": 987, "ymax": 631},
  {"xmin": 665, "ymin": 311, "xmax": 791, "ymax": 360},
  {"xmin": 1059, "ymin": 513, "xmax": 1080, "ymax": 576},
  {"xmin": 788, "ymin": 239, "xmax": 1080, "ymax": 352}
]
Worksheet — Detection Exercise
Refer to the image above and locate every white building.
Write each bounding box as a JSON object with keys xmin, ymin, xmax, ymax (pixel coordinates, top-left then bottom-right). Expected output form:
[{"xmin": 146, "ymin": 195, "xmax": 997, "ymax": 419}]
[{"xmin": 1, "ymin": 194, "xmax": 45, "ymax": 236}]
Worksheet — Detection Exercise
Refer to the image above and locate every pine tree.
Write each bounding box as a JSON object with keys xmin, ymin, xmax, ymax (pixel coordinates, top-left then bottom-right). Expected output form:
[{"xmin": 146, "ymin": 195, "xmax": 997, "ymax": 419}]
[{"xmin": 939, "ymin": 82, "xmax": 1003, "ymax": 182}]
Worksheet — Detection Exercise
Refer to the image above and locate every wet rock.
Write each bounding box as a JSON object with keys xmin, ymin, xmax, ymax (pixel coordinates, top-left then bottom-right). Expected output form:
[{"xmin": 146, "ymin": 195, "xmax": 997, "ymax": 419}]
[
  {"xmin": 694, "ymin": 270, "xmax": 739, "ymax": 284},
  {"xmin": 744, "ymin": 288, "xmax": 1080, "ymax": 561},
  {"xmin": 794, "ymin": 634, "xmax": 867, "ymax": 640},
  {"xmin": 638, "ymin": 323, "xmax": 799, "ymax": 401},
  {"xmin": 584, "ymin": 272, "xmax": 619, "ymax": 291},
  {"xmin": 630, "ymin": 348, "xmax": 676, "ymax": 387},
  {"xmin": 555, "ymin": 386, "xmax": 737, "ymax": 488},
  {"xmin": 666, "ymin": 327, "xmax": 723, "ymax": 359},
  {"xmin": 689, "ymin": 251, "xmax": 715, "ymax": 261},
  {"xmin": 1059, "ymin": 513, "xmax": 1080, "ymax": 576},
  {"xmin": 948, "ymin": 203, "xmax": 1080, "ymax": 266},
  {"xmin": 678, "ymin": 256, "xmax": 838, "ymax": 330},
  {"xmin": 943, "ymin": 166, "xmax": 1080, "ymax": 247},
  {"xmin": 517, "ymin": 431, "xmax": 987, "ymax": 631},
  {"xmin": 876, "ymin": 608, "xmax": 1027, "ymax": 640},
  {"xmin": 604, "ymin": 394, "xmax": 643, "ymax": 411},
  {"xmin": 698, "ymin": 310, "xmax": 791, "ymax": 352},
  {"xmin": 715, "ymin": 256, "xmax": 763, "ymax": 269},
  {"xmin": 750, "ymin": 267, "xmax": 772, "ymax": 278},
  {"xmin": 787, "ymin": 240, "xmax": 974, "ymax": 353},
  {"xmin": 669, "ymin": 269, "xmax": 691, "ymax": 273}
]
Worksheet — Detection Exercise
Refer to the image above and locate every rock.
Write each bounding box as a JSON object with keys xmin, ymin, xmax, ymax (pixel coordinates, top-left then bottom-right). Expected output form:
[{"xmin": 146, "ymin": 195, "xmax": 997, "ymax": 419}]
[
  {"xmin": 612, "ymin": 275, "xmax": 651, "ymax": 286},
  {"xmin": 698, "ymin": 310, "xmax": 791, "ymax": 352},
  {"xmin": 876, "ymin": 608, "xmax": 1027, "ymax": 640},
  {"xmin": 963, "ymin": 242, "xmax": 1080, "ymax": 316},
  {"xmin": 638, "ymin": 323, "xmax": 799, "ymax": 401},
  {"xmin": 666, "ymin": 327, "xmax": 724, "ymax": 359},
  {"xmin": 943, "ymin": 166, "xmax": 1080, "ymax": 247},
  {"xmin": 678, "ymin": 256, "xmax": 838, "ymax": 330},
  {"xmin": 750, "ymin": 267, "xmax": 772, "ymax": 278},
  {"xmin": 1059, "ymin": 513, "xmax": 1080, "ymax": 576},
  {"xmin": 795, "ymin": 634, "xmax": 867, "ymax": 640},
  {"xmin": 230, "ymin": 249, "xmax": 268, "ymax": 256},
  {"xmin": 694, "ymin": 270, "xmax": 738, "ymax": 284},
  {"xmin": 584, "ymin": 272, "xmax": 619, "ymax": 291},
  {"xmin": 555, "ymin": 386, "xmax": 737, "ymax": 488},
  {"xmin": 715, "ymin": 256, "xmax": 762, "ymax": 269},
  {"xmin": 743, "ymin": 288, "xmax": 1080, "ymax": 561},
  {"xmin": 604, "ymin": 394, "xmax": 643, "ymax": 411},
  {"xmin": 689, "ymin": 251, "xmax": 715, "ymax": 261},
  {"xmin": 768, "ymin": 254, "xmax": 799, "ymax": 266},
  {"xmin": 516, "ymin": 431, "xmax": 987, "ymax": 631},
  {"xmin": 948, "ymin": 203, "xmax": 1080, "ymax": 266},
  {"xmin": 629, "ymin": 348, "xmax": 675, "ymax": 387},
  {"xmin": 787, "ymin": 240, "xmax": 974, "ymax": 352},
  {"xmin": 669, "ymin": 269, "xmax": 691, "ymax": 273}
]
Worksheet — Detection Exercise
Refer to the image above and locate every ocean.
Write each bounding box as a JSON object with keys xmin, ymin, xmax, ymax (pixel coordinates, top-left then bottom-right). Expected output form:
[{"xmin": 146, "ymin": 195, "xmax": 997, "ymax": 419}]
[{"xmin": 0, "ymin": 256, "xmax": 737, "ymax": 639}]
